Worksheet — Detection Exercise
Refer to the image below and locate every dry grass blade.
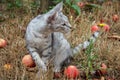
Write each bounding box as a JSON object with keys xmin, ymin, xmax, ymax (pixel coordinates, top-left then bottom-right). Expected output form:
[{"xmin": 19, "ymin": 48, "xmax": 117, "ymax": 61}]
[{"xmin": 0, "ymin": 0, "xmax": 120, "ymax": 80}]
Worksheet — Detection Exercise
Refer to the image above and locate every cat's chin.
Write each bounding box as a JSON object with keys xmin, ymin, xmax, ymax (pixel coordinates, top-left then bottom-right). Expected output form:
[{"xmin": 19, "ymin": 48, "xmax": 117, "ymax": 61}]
[
  {"xmin": 55, "ymin": 31, "xmax": 71, "ymax": 39},
  {"xmin": 65, "ymin": 32, "xmax": 71, "ymax": 39},
  {"xmin": 58, "ymin": 30, "xmax": 71, "ymax": 35}
]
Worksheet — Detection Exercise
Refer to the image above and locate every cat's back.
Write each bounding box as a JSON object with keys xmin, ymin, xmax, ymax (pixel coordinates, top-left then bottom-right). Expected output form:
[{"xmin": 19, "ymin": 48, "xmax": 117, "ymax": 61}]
[{"xmin": 26, "ymin": 14, "xmax": 48, "ymax": 32}]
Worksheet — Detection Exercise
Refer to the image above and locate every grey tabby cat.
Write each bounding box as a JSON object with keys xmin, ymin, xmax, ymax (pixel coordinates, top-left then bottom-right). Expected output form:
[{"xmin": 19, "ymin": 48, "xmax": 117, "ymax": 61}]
[{"xmin": 25, "ymin": 2, "xmax": 100, "ymax": 75}]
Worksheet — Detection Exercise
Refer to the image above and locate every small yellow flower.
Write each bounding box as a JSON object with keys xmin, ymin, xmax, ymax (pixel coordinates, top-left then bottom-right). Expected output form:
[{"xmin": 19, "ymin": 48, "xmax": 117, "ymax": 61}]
[
  {"xmin": 98, "ymin": 23, "xmax": 106, "ymax": 27},
  {"xmin": 70, "ymin": 16, "xmax": 73, "ymax": 21},
  {"xmin": 4, "ymin": 64, "xmax": 12, "ymax": 70}
]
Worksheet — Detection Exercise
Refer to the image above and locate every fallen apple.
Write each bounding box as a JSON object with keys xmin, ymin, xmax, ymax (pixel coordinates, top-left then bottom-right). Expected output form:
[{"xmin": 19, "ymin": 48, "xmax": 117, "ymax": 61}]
[
  {"xmin": 77, "ymin": 2, "xmax": 85, "ymax": 8},
  {"xmin": 100, "ymin": 19, "xmax": 105, "ymax": 23},
  {"xmin": 0, "ymin": 38, "xmax": 7, "ymax": 48},
  {"xmin": 103, "ymin": 24, "xmax": 110, "ymax": 32},
  {"xmin": 91, "ymin": 25, "xmax": 99, "ymax": 33},
  {"xmin": 64, "ymin": 65, "xmax": 79, "ymax": 79},
  {"xmin": 112, "ymin": 14, "xmax": 119, "ymax": 22},
  {"xmin": 54, "ymin": 72, "xmax": 62, "ymax": 78},
  {"xmin": 101, "ymin": 63, "xmax": 107, "ymax": 69},
  {"xmin": 100, "ymin": 63, "xmax": 107, "ymax": 75},
  {"xmin": 22, "ymin": 54, "xmax": 36, "ymax": 67}
]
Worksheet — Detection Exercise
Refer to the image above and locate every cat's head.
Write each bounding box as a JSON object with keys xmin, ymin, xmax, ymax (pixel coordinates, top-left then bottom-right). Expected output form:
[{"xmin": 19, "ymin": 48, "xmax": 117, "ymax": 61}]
[{"xmin": 47, "ymin": 2, "xmax": 71, "ymax": 34}]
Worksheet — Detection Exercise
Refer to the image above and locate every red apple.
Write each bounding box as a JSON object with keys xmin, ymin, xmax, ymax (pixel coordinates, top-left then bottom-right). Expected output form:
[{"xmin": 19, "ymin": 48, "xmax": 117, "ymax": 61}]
[
  {"xmin": 0, "ymin": 38, "xmax": 7, "ymax": 48},
  {"xmin": 112, "ymin": 14, "xmax": 119, "ymax": 22},
  {"xmin": 91, "ymin": 25, "xmax": 99, "ymax": 33},
  {"xmin": 103, "ymin": 24, "xmax": 110, "ymax": 32},
  {"xmin": 64, "ymin": 65, "xmax": 79, "ymax": 79},
  {"xmin": 100, "ymin": 63, "xmax": 107, "ymax": 75},
  {"xmin": 95, "ymin": 63, "xmax": 107, "ymax": 76},
  {"xmin": 54, "ymin": 72, "xmax": 62, "ymax": 78},
  {"xmin": 22, "ymin": 54, "xmax": 36, "ymax": 67},
  {"xmin": 77, "ymin": 2, "xmax": 85, "ymax": 8},
  {"xmin": 101, "ymin": 63, "xmax": 107, "ymax": 69},
  {"xmin": 100, "ymin": 19, "xmax": 104, "ymax": 23}
]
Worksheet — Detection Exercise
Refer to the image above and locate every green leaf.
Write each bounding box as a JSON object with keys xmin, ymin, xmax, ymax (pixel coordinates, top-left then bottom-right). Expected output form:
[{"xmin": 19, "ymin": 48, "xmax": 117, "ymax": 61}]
[
  {"xmin": 53, "ymin": 0, "xmax": 61, "ymax": 4},
  {"xmin": 91, "ymin": 54, "xmax": 98, "ymax": 60},
  {"xmin": 88, "ymin": 61, "xmax": 92, "ymax": 68},
  {"xmin": 85, "ymin": 40, "xmax": 94, "ymax": 55},
  {"xmin": 85, "ymin": 4, "xmax": 102, "ymax": 9},
  {"xmin": 71, "ymin": 4, "xmax": 81, "ymax": 15},
  {"xmin": 13, "ymin": 0, "xmax": 22, "ymax": 8},
  {"xmin": 65, "ymin": 0, "xmax": 71, "ymax": 6},
  {"xmin": 7, "ymin": 3, "xmax": 13, "ymax": 8},
  {"xmin": 75, "ymin": 0, "xmax": 81, "ymax": 2}
]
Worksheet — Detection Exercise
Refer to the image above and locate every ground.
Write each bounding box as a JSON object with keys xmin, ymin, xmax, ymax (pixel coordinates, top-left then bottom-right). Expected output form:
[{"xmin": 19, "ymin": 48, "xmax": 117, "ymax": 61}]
[{"xmin": 0, "ymin": 1, "xmax": 120, "ymax": 80}]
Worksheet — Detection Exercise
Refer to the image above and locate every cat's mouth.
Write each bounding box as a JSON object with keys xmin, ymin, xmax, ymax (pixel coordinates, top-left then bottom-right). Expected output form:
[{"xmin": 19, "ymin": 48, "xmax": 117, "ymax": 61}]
[
  {"xmin": 55, "ymin": 27, "xmax": 71, "ymax": 34},
  {"xmin": 67, "ymin": 25, "xmax": 72, "ymax": 29}
]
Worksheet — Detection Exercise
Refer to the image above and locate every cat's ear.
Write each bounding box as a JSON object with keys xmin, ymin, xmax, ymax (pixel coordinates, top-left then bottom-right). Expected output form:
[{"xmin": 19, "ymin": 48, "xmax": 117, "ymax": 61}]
[
  {"xmin": 53, "ymin": 2, "xmax": 63, "ymax": 12},
  {"xmin": 47, "ymin": 2, "xmax": 63, "ymax": 23},
  {"xmin": 48, "ymin": 12, "xmax": 58, "ymax": 23},
  {"xmin": 49, "ymin": 2, "xmax": 63, "ymax": 13}
]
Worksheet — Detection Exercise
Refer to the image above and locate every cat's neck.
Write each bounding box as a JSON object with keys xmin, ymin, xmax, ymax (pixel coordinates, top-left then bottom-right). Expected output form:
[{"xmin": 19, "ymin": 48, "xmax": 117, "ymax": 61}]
[
  {"xmin": 41, "ymin": 26, "xmax": 53, "ymax": 37},
  {"xmin": 34, "ymin": 15, "xmax": 53, "ymax": 36}
]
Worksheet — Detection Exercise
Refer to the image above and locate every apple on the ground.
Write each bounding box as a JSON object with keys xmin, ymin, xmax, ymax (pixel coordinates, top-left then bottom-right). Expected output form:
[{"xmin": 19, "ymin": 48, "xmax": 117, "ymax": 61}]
[
  {"xmin": 0, "ymin": 38, "xmax": 7, "ymax": 48},
  {"xmin": 22, "ymin": 54, "xmax": 36, "ymax": 68},
  {"xmin": 64, "ymin": 65, "xmax": 79, "ymax": 79}
]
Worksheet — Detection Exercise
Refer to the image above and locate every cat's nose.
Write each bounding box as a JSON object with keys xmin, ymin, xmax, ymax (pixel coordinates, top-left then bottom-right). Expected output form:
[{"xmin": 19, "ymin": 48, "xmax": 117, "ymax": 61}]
[
  {"xmin": 68, "ymin": 24, "xmax": 72, "ymax": 29},
  {"xmin": 69, "ymin": 26, "xmax": 72, "ymax": 29}
]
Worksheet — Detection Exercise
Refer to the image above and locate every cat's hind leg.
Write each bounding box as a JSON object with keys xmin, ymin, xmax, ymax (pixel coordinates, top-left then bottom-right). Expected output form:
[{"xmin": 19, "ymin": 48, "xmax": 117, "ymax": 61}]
[{"xmin": 53, "ymin": 48, "xmax": 72, "ymax": 73}]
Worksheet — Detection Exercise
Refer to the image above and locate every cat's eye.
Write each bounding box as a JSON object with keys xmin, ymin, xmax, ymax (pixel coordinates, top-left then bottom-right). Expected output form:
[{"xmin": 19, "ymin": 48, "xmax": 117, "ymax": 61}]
[{"xmin": 62, "ymin": 23, "xmax": 66, "ymax": 26}]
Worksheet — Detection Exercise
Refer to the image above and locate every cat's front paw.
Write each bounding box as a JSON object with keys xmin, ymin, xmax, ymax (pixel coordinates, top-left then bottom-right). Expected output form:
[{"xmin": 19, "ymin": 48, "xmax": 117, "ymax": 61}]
[
  {"xmin": 41, "ymin": 66, "xmax": 47, "ymax": 72},
  {"xmin": 53, "ymin": 72, "xmax": 62, "ymax": 79},
  {"xmin": 35, "ymin": 69, "xmax": 47, "ymax": 80},
  {"xmin": 38, "ymin": 63, "xmax": 47, "ymax": 72}
]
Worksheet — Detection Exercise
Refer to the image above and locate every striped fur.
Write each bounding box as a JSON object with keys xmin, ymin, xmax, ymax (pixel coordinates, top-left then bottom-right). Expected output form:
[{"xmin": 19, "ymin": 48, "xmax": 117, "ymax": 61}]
[
  {"xmin": 72, "ymin": 31, "xmax": 99, "ymax": 54},
  {"xmin": 25, "ymin": 2, "xmax": 72, "ymax": 72},
  {"xmin": 25, "ymin": 2, "xmax": 100, "ymax": 78},
  {"xmin": 50, "ymin": 31, "xmax": 99, "ymax": 72}
]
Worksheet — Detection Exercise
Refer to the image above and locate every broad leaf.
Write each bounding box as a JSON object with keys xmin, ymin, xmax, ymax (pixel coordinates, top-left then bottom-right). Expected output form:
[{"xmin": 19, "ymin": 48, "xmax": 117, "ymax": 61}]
[
  {"xmin": 65, "ymin": 0, "xmax": 71, "ymax": 6},
  {"xmin": 85, "ymin": 4, "xmax": 102, "ymax": 9},
  {"xmin": 71, "ymin": 4, "xmax": 81, "ymax": 15}
]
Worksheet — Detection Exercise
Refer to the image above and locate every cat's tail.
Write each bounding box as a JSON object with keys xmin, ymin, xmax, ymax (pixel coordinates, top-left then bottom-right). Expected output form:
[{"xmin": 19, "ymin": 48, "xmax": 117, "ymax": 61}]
[{"xmin": 72, "ymin": 31, "xmax": 100, "ymax": 55}]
